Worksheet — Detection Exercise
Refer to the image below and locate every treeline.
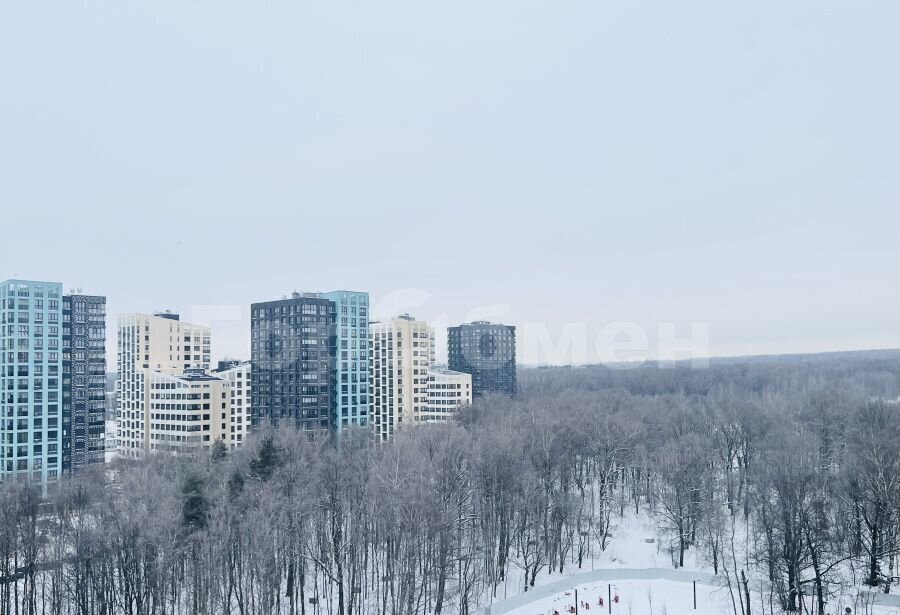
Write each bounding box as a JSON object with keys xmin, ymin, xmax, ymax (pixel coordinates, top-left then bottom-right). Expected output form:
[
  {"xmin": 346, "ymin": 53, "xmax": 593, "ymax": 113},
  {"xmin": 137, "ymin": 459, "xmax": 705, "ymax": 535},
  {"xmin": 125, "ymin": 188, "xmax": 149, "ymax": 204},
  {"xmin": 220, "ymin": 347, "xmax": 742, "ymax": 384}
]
[{"xmin": 0, "ymin": 351, "xmax": 898, "ymax": 615}]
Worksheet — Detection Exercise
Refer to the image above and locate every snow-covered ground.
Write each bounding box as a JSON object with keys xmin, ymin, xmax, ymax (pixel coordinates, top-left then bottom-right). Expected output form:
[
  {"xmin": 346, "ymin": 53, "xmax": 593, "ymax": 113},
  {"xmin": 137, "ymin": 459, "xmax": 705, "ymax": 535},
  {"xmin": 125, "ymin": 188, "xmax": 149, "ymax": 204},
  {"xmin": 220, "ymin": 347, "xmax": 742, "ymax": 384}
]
[
  {"xmin": 498, "ymin": 576, "xmax": 899, "ymax": 615},
  {"xmin": 486, "ymin": 512, "xmax": 703, "ymax": 602},
  {"xmin": 480, "ymin": 513, "xmax": 900, "ymax": 615},
  {"xmin": 503, "ymin": 578, "xmax": 729, "ymax": 615}
]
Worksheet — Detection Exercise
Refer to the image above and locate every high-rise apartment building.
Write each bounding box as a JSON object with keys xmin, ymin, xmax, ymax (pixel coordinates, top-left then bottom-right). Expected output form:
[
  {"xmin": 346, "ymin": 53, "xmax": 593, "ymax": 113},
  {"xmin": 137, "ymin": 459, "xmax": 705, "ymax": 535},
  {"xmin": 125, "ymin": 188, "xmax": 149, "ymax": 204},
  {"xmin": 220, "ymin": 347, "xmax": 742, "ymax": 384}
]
[
  {"xmin": 0, "ymin": 280, "xmax": 64, "ymax": 484},
  {"xmin": 213, "ymin": 360, "xmax": 250, "ymax": 448},
  {"xmin": 423, "ymin": 367, "xmax": 472, "ymax": 422},
  {"xmin": 117, "ymin": 312, "xmax": 210, "ymax": 457},
  {"xmin": 250, "ymin": 293, "xmax": 334, "ymax": 433},
  {"xmin": 370, "ymin": 315, "xmax": 434, "ymax": 441},
  {"xmin": 62, "ymin": 293, "xmax": 106, "ymax": 472},
  {"xmin": 447, "ymin": 321, "xmax": 516, "ymax": 397},
  {"xmin": 146, "ymin": 367, "xmax": 230, "ymax": 454},
  {"xmin": 321, "ymin": 291, "xmax": 370, "ymax": 432}
]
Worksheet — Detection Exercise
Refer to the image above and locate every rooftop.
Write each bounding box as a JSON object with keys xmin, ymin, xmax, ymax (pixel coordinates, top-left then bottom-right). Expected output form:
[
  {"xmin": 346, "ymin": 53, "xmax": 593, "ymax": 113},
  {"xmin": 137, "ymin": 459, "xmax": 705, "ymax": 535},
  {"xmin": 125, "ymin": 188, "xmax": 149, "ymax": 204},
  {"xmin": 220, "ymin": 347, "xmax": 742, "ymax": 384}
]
[
  {"xmin": 212, "ymin": 359, "xmax": 250, "ymax": 373},
  {"xmin": 452, "ymin": 321, "xmax": 515, "ymax": 328},
  {"xmin": 179, "ymin": 368, "xmax": 225, "ymax": 382},
  {"xmin": 428, "ymin": 366, "xmax": 468, "ymax": 376}
]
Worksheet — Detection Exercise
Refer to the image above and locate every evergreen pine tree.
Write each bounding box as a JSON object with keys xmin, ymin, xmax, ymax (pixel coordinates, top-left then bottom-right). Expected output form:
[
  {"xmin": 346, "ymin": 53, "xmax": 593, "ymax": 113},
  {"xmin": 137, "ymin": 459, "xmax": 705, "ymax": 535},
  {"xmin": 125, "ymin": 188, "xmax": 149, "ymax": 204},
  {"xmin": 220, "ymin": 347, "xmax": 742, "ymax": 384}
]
[
  {"xmin": 249, "ymin": 434, "xmax": 282, "ymax": 482},
  {"xmin": 181, "ymin": 473, "xmax": 209, "ymax": 532}
]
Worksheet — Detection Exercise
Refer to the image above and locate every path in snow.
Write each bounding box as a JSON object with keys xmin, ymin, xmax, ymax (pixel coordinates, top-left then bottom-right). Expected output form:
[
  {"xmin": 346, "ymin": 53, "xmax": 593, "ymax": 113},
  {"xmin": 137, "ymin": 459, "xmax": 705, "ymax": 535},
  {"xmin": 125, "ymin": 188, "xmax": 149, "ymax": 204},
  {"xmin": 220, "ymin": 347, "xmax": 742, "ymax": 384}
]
[{"xmin": 481, "ymin": 567, "xmax": 900, "ymax": 615}]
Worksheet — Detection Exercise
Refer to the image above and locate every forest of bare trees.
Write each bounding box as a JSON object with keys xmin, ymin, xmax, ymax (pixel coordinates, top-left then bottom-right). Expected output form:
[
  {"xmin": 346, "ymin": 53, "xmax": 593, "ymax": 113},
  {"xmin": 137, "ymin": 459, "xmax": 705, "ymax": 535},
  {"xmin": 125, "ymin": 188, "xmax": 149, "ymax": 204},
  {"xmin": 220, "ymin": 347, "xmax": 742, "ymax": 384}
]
[{"xmin": 1, "ymin": 351, "xmax": 898, "ymax": 615}]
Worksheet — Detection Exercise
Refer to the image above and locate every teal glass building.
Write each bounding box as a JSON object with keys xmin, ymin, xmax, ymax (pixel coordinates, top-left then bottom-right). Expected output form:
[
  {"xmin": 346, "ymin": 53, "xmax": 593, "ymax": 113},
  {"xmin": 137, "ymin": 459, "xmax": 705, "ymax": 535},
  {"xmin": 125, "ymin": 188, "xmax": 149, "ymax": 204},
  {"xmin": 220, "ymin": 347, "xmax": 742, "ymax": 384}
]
[
  {"xmin": 322, "ymin": 290, "xmax": 370, "ymax": 432},
  {"xmin": 0, "ymin": 280, "xmax": 64, "ymax": 485}
]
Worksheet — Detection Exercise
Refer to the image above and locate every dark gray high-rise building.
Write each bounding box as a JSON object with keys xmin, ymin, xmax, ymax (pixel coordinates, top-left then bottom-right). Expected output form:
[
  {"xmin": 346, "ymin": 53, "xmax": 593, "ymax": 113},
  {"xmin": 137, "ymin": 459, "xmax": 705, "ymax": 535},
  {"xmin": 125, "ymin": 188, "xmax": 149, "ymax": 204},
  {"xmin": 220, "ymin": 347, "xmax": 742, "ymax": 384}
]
[
  {"xmin": 447, "ymin": 321, "xmax": 516, "ymax": 398},
  {"xmin": 62, "ymin": 293, "xmax": 106, "ymax": 473},
  {"xmin": 250, "ymin": 293, "xmax": 335, "ymax": 433}
]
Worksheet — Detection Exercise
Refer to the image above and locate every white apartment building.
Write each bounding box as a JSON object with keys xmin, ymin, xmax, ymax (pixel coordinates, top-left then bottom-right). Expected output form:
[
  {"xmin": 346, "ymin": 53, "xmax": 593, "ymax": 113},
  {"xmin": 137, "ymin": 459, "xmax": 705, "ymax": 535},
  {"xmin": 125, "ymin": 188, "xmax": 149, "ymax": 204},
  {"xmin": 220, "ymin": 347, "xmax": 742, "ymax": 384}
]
[
  {"xmin": 104, "ymin": 419, "xmax": 117, "ymax": 463},
  {"xmin": 116, "ymin": 312, "xmax": 210, "ymax": 457},
  {"xmin": 423, "ymin": 367, "xmax": 472, "ymax": 422},
  {"xmin": 370, "ymin": 315, "xmax": 434, "ymax": 441},
  {"xmin": 146, "ymin": 368, "xmax": 230, "ymax": 454},
  {"xmin": 212, "ymin": 360, "xmax": 250, "ymax": 448}
]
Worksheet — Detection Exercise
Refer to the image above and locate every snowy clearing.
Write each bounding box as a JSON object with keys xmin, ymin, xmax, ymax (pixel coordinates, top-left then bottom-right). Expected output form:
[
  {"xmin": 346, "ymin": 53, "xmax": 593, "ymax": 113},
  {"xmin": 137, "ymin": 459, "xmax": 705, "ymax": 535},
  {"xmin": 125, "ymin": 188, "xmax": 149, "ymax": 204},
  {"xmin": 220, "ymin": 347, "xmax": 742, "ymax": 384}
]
[
  {"xmin": 501, "ymin": 578, "xmax": 730, "ymax": 615},
  {"xmin": 495, "ymin": 576, "xmax": 899, "ymax": 615},
  {"xmin": 477, "ymin": 513, "xmax": 900, "ymax": 615}
]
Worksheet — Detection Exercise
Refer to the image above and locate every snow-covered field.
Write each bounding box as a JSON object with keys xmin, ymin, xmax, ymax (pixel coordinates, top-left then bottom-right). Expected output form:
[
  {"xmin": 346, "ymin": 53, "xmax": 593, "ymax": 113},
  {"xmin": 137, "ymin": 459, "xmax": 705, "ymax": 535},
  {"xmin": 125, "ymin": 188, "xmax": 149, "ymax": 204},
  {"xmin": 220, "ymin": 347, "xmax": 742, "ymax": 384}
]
[
  {"xmin": 499, "ymin": 576, "xmax": 899, "ymax": 615},
  {"xmin": 503, "ymin": 579, "xmax": 729, "ymax": 615},
  {"xmin": 481, "ymin": 513, "xmax": 900, "ymax": 615},
  {"xmin": 488, "ymin": 512, "xmax": 699, "ymax": 602}
]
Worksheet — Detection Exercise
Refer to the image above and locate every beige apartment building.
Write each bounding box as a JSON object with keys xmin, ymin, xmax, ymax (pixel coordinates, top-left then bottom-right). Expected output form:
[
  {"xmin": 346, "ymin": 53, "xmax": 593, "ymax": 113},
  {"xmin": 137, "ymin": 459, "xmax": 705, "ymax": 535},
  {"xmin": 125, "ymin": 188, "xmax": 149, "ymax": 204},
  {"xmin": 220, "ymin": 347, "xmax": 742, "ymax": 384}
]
[
  {"xmin": 423, "ymin": 367, "xmax": 472, "ymax": 422},
  {"xmin": 116, "ymin": 312, "xmax": 211, "ymax": 457},
  {"xmin": 146, "ymin": 368, "xmax": 231, "ymax": 454},
  {"xmin": 212, "ymin": 360, "xmax": 250, "ymax": 448},
  {"xmin": 370, "ymin": 315, "xmax": 434, "ymax": 441}
]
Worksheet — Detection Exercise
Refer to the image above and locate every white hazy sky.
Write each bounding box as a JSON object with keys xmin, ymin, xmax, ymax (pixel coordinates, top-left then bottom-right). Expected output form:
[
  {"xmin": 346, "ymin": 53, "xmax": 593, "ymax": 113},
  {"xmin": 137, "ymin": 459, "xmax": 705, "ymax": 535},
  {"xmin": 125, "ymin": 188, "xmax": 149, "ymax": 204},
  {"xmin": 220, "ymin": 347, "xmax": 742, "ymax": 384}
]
[{"xmin": 1, "ymin": 1, "xmax": 897, "ymax": 366}]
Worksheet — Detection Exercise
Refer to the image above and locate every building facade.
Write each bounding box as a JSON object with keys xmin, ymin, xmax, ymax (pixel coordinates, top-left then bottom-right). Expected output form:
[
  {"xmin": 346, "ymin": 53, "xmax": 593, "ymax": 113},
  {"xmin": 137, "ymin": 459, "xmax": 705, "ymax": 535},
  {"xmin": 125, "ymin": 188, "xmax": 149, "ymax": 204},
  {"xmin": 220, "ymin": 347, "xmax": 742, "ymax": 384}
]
[
  {"xmin": 370, "ymin": 315, "xmax": 434, "ymax": 441},
  {"xmin": 62, "ymin": 293, "xmax": 106, "ymax": 473},
  {"xmin": 447, "ymin": 321, "xmax": 516, "ymax": 397},
  {"xmin": 146, "ymin": 368, "xmax": 230, "ymax": 454},
  {"xmin": 213, "ymin": 360, "xmax": 250, "ymax": 448},
  {"xmin": 250, "ymin": 293, "xmax": 334, "ymax": 433},
  {"xmin": 0, "ymin": 280, "xmax": 64, "ymax": 484},
  {"xmin": 423, "ymin": 367, "xmax": 472, "ymax": 423},
  {"xmin": 321, "ymin": 291, "xmax": 370, "ymax": 432},
  {"xmin": 117, "ymin": 312, "xmax": 210, "ymax": 457}
]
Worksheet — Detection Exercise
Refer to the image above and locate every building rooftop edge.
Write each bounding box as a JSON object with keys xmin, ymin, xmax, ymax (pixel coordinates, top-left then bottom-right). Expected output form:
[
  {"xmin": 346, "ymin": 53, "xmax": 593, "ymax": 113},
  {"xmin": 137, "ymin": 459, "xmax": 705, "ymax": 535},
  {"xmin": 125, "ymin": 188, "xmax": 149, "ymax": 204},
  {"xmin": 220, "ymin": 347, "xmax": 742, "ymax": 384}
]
[
  {"xmin": 450, "ymin": 321, "xmax": 516, "ymax": 328},
  {"xmin": 1, "ymin": 279, "xmax": 63, "ymax": 286},
  {"xmin": 116, "ymin": 312, "xmax": 210, "ymax": 328},
  {"xmin": 150, "ymin": 368, "xmax": 226, "ymax": 383},
  {"xmin": 427, "ymin": 366, "xmax": 469, "ymax": 376}
]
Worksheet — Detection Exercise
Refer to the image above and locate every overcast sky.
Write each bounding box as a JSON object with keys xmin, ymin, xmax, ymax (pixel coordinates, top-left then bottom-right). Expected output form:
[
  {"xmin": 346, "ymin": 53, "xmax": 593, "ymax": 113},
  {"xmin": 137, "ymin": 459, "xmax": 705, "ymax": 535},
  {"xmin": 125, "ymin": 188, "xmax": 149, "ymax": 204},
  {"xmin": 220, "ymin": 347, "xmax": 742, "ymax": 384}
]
[{"xmin": 1, "ymin": 1, "xmax": 897, "ymax": 366}]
